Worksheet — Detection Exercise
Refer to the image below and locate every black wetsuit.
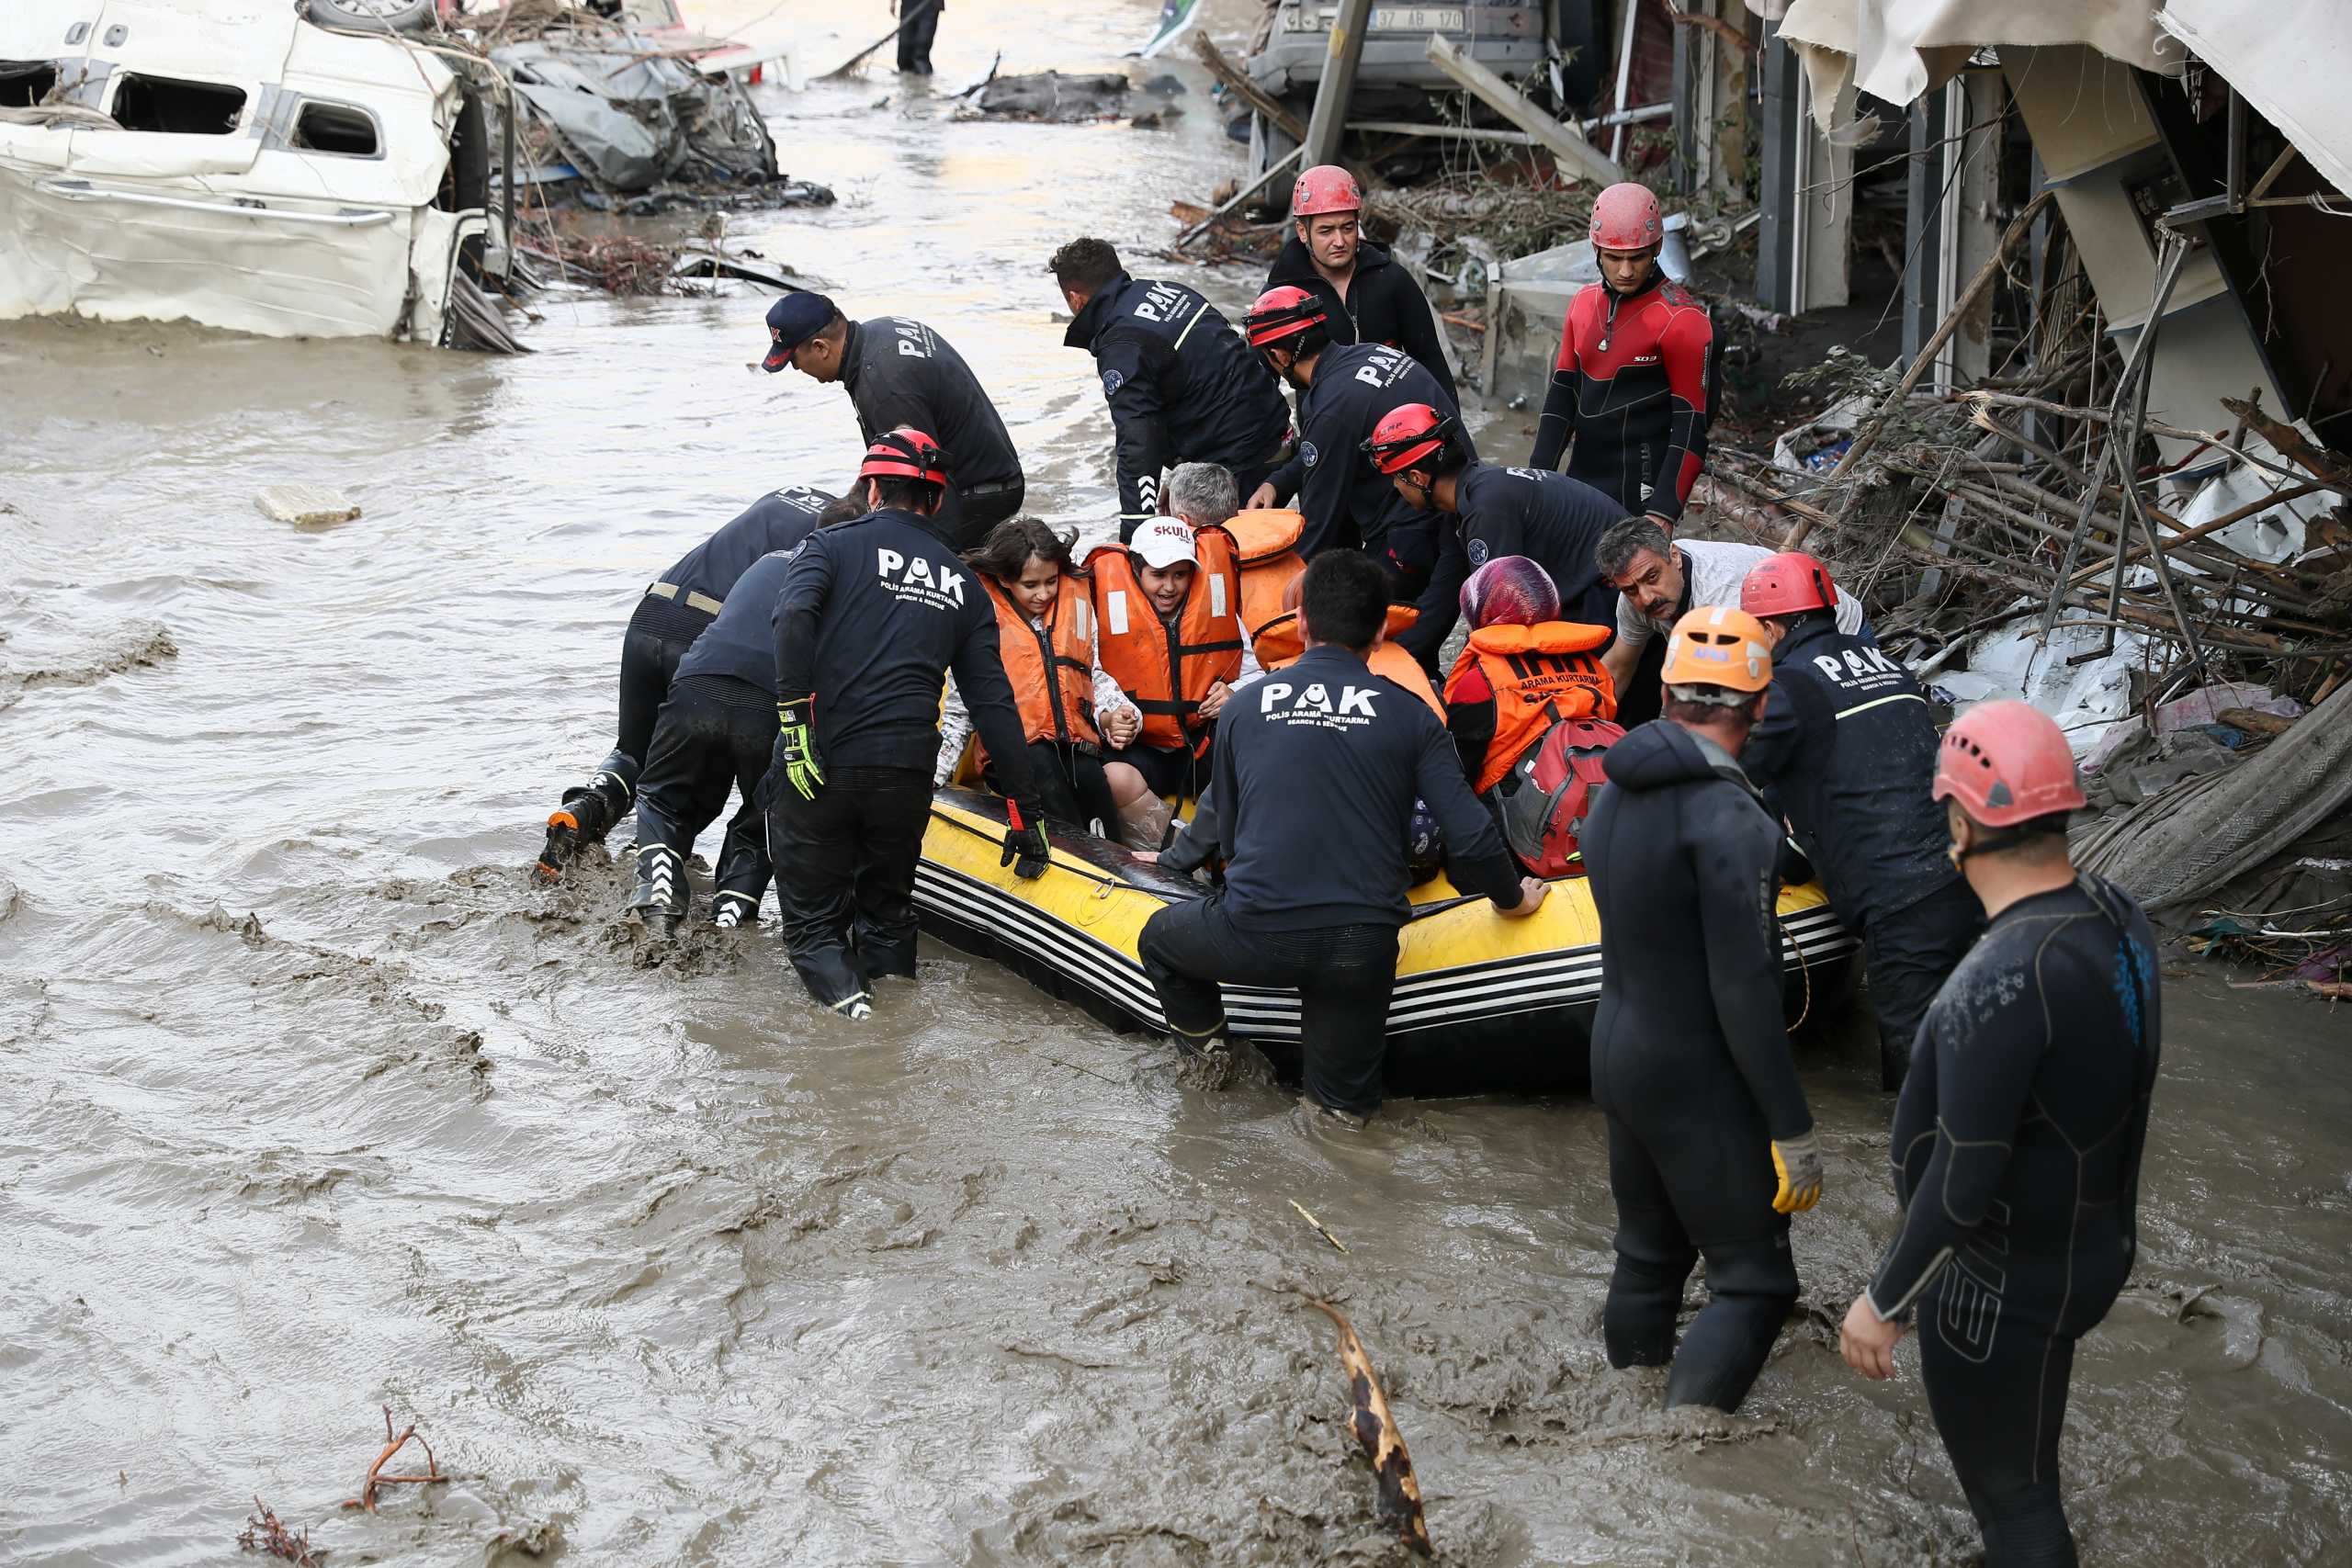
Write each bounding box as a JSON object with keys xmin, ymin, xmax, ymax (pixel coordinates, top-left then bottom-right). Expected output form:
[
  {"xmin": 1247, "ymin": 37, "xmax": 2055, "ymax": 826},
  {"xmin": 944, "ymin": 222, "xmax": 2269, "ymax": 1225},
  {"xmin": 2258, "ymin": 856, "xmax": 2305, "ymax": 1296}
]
[
  {"xmin": 767, "ymin": 506, "xmax": 1037, "ymax": 1009},
  {"xmin": 1584, "ymin": 720, "xmax": 1814, "ymax": 1412},
  {"xmin": 895, "ymin": 0, "xmax": 941, "ymax": 72},
  {"xmin": 627, "ymin": 550, "xmax": 807, "ymax": 927},
  {"xmin": 1141, "ymin": 646, "xmax": 1522, "ymax": 1115},
  {"xmin": 560, "ymin": 485, "xmax": 835, "ymax": 836},
  {"xmin": 1066, "ymin": 272, "xmax": 1290, "ymax": 536},
  {"xmin": 840, "ymin": 318, "xmax": 1023, "ymax": 548},
  {"xmin": 1867, "ymin": 874, "xmax": 2160, "ymax": 1567},
  {"xmin": 1262, "ymin": 343, "xmax": 1468, "ymax": 627},
  {"xmin": 1408, "ymin": 460, "xmax": 1626, "ymax": 660},
  {"xmin": 1265, "ymin": 234, "xmax": 1457, "ymax": 410},
  {"xmin": 1740, "ymin": 611, "xmax": 1982, "ymax": 1087}
]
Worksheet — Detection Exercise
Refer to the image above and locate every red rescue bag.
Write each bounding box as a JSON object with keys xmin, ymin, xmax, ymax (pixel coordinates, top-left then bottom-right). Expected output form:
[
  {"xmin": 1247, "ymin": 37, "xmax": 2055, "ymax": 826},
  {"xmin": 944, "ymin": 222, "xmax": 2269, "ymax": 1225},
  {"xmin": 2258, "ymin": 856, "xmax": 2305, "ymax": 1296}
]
[{"xmin": 1495, "ymin": 718, "xmax": 1623, "ymax": 877}]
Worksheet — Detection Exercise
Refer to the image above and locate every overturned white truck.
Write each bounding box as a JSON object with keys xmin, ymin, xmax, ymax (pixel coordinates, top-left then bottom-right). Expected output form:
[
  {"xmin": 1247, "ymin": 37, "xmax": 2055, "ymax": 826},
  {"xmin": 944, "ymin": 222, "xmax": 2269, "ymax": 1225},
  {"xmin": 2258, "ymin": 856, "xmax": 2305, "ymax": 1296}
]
[{"xmin": 0, "ymin": 1, "xmax": 495, "ymax": 342}]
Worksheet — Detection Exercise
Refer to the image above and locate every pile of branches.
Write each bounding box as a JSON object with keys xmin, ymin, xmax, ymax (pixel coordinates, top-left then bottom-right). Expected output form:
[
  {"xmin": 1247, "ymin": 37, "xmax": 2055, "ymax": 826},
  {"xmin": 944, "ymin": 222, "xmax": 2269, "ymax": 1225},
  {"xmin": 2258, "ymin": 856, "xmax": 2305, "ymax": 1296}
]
[
  {"xmin": 1367, "ymin": 175, "xmax": 1600, "ymax": 277},
  {"xmin": 515, "ymin": 229, "xmax": 681, "ymax": 295},
  {"xmin": 1706, "ymin": 200, "xmax": 2352, "ymax": 707}
]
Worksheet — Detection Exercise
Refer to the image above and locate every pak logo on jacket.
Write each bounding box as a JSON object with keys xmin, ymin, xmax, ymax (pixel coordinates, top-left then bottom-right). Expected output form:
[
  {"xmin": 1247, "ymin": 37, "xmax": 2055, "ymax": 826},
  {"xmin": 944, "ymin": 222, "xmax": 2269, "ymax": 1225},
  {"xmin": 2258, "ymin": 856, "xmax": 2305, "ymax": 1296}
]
[
  {"xmin": 876, "ymin": 547, "xmax": 967, "ymax": 610},
  {"xmin": 1259, "ymin": 678, "xmax": 1378, "ymax": 730},
  {"xmin": 1811, "ymin": 644, "xmax": 1909, "ymax": 695}
]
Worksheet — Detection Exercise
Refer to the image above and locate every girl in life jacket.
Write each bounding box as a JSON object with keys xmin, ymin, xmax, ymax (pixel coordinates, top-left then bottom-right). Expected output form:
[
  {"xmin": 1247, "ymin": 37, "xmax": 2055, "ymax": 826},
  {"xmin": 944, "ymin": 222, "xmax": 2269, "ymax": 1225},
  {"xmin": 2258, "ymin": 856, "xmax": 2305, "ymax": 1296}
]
[
  {"xmin": 937, "ymin": 518, "xmax": 1155, "ymax": 843},
  {"xmin": 1442, "ymin": 555, "xmax": 1623, "ymax": 876}
]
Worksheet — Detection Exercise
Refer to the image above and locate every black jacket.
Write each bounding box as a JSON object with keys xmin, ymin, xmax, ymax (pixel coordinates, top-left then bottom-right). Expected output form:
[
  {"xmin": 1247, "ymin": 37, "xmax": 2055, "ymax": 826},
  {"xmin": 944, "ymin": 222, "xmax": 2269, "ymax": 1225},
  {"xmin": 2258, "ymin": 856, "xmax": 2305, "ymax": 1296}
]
[
  {"xmin": 1067, "ymin": 272, "xmax": 1290, "ymax": 527},
  {"xmin": 841, "ymin": 317, "xmax": 1023, "ymax": 496},
  {"xmin": 676, "ymin": 549, "xmax": 795, "ymax": 692},
  {"xmin": 661, "ymin": 484, "xmax": 836, "ymax": 604},
  {"xmin": 1738, "ymin": 613, "xmax": 1960, "ymax": 934},
  {"xmin": 1178, "ymin": 645, "xmax": 1520, "ymax": 930},
  {"xmin": 1266, "ymin": 234, "xmax": 1456, "ymax": 409},
  {"xmin": 1263, "ymin": 342, "xmax": 1468, "ymax": 570},
  {"xmin": 1406, "ymin": 461, "xmax": 1626, "ymax": 660},
  {"xmin": 1584, "ymin": 720, "xmax": 1812, "ymax": 1142},
  {"xmin": 770, "ymin": 506, "xmax": 1034, "ymax": 799}
]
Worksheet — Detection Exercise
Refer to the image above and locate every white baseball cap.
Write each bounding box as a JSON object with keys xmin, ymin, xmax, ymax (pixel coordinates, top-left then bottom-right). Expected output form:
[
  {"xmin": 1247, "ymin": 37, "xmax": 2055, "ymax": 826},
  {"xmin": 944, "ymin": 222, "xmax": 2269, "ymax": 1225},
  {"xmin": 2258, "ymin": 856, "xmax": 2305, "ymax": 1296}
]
[{"xmin": 1130, "ymin": 517, "xmax": 1198, "ymax": 570}]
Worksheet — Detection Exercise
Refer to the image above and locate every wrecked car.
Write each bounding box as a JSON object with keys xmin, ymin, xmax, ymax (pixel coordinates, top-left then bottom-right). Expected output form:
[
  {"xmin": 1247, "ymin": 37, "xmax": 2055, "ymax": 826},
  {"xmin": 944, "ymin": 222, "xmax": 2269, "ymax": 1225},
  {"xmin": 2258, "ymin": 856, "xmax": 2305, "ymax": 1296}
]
[{"xmin": 0, "ymin": 0, "xmax": 498, "ymax": 342}]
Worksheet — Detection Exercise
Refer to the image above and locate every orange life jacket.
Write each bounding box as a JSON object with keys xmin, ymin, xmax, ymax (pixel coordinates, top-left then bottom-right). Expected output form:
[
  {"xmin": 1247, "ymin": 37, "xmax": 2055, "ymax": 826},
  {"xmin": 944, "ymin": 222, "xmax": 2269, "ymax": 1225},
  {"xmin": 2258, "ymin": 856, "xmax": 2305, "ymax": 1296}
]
[
  {"xmin": 1250, "ymin": 604, "xmax": 1447, "ymax": 723},
  {"xmin": 1207, "ymin": 509, "xmax": 1307, "ymax": 647},
  {"xmin": 1442, "ymin": 621, "xmax": 1617, "ymax": 792},
  {"xmin": 984, "ymin": 570, "xmax": 1101, "ymax": 750},
  {"xmin": 1086, "ymin": 532, "xmax": 1244, "ymax": 752}
]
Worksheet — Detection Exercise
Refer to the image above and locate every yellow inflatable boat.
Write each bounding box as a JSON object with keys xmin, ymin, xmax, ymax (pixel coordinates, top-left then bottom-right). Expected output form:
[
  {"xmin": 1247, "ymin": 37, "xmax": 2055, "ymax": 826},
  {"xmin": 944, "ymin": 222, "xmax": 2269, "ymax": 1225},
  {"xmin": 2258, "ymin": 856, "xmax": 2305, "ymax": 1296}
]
[{"xmin": 915, "ymin": 789, "xmax": 1860, "ymax": 1096}]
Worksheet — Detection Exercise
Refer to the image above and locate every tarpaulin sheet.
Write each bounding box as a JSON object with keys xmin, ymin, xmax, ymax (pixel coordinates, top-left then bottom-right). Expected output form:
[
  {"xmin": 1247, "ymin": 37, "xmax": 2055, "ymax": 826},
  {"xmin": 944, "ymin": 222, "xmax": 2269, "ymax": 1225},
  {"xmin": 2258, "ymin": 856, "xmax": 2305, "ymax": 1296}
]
[{"xmin": 2157, "ymin": 0, "xmax": 2352, "ymax": 199}]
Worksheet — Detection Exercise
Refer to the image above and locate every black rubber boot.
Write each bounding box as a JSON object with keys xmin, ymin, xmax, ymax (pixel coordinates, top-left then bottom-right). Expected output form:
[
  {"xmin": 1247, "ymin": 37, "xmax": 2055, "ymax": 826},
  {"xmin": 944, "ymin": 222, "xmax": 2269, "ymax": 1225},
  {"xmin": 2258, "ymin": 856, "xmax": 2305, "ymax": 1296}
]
[
  {"xmin": 537, "ymin": 761, "xmax": 636, "ymax": 880},
  {"xmin": 708, "ymin": 826, "xmax": 771, "ymax": 931},
  {"xmin": 626, "ymin": 843, "xmax": 687, "ymax": 939}
]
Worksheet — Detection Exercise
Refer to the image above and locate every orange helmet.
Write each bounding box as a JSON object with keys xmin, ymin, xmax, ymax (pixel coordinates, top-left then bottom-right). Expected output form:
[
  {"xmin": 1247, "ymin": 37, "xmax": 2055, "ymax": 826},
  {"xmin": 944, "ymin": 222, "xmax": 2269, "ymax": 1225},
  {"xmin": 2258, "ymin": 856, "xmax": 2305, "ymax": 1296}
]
[
  {"xmin": 858, "ymin": 426, "xmax": 950, "ymax": 488},
  {"xmin": 1292, "ymin": 164, "xmax": 1363, "ymax": 218},
  {"xmin": 1662, "ymin": 606, "xmax": 1772, "ymax": 701}
]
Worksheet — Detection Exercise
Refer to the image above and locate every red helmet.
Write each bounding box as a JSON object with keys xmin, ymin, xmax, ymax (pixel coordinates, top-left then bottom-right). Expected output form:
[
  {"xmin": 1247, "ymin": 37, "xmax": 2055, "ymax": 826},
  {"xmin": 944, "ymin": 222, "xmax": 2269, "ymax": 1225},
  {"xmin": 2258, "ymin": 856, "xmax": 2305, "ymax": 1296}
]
[
  {"xmin": 1590, "ymin": 181, "xmax": 1663, "ymax": 252},
  {"xmin": 1363, "ymin": 401, "xmax": 1454, "ymax": 475},
  {"xmin": 1245, "ymin": 285, "xmax": 1329, "ymax": 348},
  {"xmin": 858, "ymin": 426, "xmax": 950, "ymax": 488},
  {"xmin": 1932, "ymin": 700, "xmax": 2086, "ymax": 828},
  {"xmin": 1741, "ymin": 551, "xmax": 1838, "ymax": 619},
  {"xmin": 1292, "ymin": 164, "xmax": 1363, "ymax": 218}
]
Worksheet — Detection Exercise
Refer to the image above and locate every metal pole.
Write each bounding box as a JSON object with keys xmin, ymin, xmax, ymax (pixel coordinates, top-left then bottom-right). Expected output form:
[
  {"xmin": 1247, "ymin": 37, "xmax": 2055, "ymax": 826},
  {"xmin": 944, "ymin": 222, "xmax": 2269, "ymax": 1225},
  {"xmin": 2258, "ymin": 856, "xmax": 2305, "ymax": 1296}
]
[
  {"xmin": 1607, "ymin": 0, "xmax": 1641, "ymax": 166},
  {"xmin": 1299, "ymin": 0, "xmax": 1374, "ymax": 170}
]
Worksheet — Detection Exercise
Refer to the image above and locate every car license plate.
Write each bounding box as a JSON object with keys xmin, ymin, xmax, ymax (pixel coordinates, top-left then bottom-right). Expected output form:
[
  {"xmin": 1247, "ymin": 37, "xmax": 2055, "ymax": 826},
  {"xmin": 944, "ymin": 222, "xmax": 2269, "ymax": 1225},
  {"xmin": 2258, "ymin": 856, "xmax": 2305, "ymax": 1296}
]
[{"xmin": 1373, "ymin": 7, "xmax": 1466, "ymax": 30}]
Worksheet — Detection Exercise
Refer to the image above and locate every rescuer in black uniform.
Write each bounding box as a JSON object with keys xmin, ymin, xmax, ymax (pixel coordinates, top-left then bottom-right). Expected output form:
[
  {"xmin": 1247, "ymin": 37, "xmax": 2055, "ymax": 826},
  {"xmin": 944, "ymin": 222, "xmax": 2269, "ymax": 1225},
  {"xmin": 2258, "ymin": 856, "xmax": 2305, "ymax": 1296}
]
[
  {"xmin": 1241, "ymin": 287, "xmax": 1468, "ymax": 661},
  {"xmin": 624, "ymin": 547, "xmax": 803, "ymax": 937},
  {"xmin": 1049, "ymin": 237, "xmax": 1290, "ymax": 539},
  {"xmin": 1138, "ymin": 549, "xmax": 1545, "ymax": 1122},
  {"xmin": 537, "ymin": 482, "xmax": 845, "ymax": 878},
  {"xmin": 893, "ymin": 0, "xmax": 941, "ymax": 73},
  {"xmin": 1264, "ymin": 164, "xmax": 1457, "ymax": 408},
  {"xmin": 765, "ymin": 428, "xmax": 1049, "ymax": 1020},
  {"xmin": 1583, "ymin": 605, "xmax": 1824, "ymax": 1414},
  {"xmin": 1739, "ymin": 552, "xmax": 1983, "ymax": 1089},
  {"xmin": 1840, "ymin": 699, "xmax": 2160, "ymax": 1568},
  {"xmin": 1363, "ymin": 401, "xmax": 1628, "ymax": 654},
  {"xmin": 761, "ymin": 292, "xmax": 1025, "ymax": 548}
]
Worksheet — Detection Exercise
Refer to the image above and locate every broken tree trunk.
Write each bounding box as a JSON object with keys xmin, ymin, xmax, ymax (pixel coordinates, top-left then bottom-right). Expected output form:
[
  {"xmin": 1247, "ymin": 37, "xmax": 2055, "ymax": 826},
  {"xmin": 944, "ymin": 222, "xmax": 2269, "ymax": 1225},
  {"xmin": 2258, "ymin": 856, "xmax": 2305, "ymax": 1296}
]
[
  {"xmin": 1305, "ymin": 1301, "xmax": 1432, "ymax": 1556},
  {"xmin": 1424, "ymin": 33, "xmax": 1624, "ymax": 186}
]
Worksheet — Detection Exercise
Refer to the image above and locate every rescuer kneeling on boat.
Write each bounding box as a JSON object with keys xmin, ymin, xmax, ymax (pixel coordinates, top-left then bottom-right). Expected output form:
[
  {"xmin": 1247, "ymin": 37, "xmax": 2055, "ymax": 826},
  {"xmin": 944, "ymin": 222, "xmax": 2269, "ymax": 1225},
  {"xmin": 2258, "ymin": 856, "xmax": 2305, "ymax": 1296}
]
[
  {"xmin": 935, "ymin": 517, "xmax": 1149, "ymax": 837},
  {"xmin": 1084, "ymin": 517, "xmax": 1246, "ymax": 847},
  {"xmin": 1582, "ymin": 605, "xmax": 1823, "ymax": 1413},
  {"xmin": 1738, "ymin": 551, "xmax": 1983, "ymax": 1090},
  {"xmin": 766, "ymin": 429, "xmax": 1049, "ymax": 1021},
  {"xmin": 1442, "ymin": 556, "xmax": 1620, "ymax": 877},
  {"xmin": 537, "ymin": 482, "xmax": 848, "ymax": 878},
  {"xmin": 1839, "ymin": 701, "xmax": 2160, "ymax": 1568},
  {"xmin": 1136, "ymin": 550, "xmax": 1546, "ymax": 1123}
]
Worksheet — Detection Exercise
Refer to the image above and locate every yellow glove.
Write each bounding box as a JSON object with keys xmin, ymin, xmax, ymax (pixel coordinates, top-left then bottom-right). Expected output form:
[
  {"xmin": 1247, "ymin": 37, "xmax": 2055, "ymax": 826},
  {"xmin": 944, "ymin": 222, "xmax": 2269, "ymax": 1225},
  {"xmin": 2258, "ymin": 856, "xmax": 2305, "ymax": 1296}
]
[{"xmin": 1770, "ymin": 1130, "xmax": 1824, "ymax": 1214}]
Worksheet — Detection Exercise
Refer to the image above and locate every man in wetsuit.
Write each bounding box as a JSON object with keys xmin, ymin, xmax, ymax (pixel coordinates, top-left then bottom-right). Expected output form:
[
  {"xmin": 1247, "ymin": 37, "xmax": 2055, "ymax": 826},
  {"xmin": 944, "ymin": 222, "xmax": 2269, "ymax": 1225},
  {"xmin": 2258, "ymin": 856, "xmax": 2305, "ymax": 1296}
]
[
  {"xmin": 1840, "ymin": 699, "xmax": 2160, "ymax": 1568},
  {"xmin": 1138, "ymin": 549, "xmax": 1545, "ymax": 1122},
  {"xmin": 537, "ymin": 482, "xmax": 846, "ymax": 878},
  {"xmin": 1240, "ymin": 287, "xmax": 1468, "ymax": 664},
  {"xmin": 766, "ymin": 428, "xmax": 1049, "ymax": 1020},
  {"xmin": 1528, "ymin": 182, "xmax": 1715, "ymax": 528},
  {"xmin": 761, "ymin": 291, "xmax": 1024, "ymax": 549},
  {"xmin": 1363, "ymin": 400, "xmax": 1626, "ymax": 655},
  {"xmin": 1583, "ymin": 605, "xmax": 1824, "ymax": 1413},
  {"xmin": 624, "ymin": 545, "xmax": 807, "ymax": 937},
  {"xmin": 1263, "ymin": 164, "xmax": 1456, "ymax": 408},
  {"xmin": 1740, "ymin": 552, "xmax": 1981, "ymax": 1089},
  {"xmin": 1049, "ymin": 237, "xmax": 1290, "ymax": 538},
  {"xmin": 1595, "ymin": 516, "xmax": 1867, "ymax": 728}
]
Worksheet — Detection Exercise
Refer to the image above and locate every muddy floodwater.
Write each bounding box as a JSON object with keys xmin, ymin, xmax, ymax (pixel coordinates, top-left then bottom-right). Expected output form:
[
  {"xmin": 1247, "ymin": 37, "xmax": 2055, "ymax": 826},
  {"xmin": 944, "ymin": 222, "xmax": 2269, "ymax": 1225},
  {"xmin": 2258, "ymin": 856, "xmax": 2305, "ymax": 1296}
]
[{"xmin": 6, "ymin": 2, "xmax": 2352, "ymax": 1562}]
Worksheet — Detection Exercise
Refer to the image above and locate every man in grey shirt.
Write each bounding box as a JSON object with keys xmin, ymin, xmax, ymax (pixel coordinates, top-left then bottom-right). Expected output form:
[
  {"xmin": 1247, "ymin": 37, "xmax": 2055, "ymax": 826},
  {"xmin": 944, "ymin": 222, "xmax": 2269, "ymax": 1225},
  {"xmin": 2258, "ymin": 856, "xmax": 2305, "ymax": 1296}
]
[{"xmin": 1594, "ymin": 518, "xmax": 1866, "ymax": 701}]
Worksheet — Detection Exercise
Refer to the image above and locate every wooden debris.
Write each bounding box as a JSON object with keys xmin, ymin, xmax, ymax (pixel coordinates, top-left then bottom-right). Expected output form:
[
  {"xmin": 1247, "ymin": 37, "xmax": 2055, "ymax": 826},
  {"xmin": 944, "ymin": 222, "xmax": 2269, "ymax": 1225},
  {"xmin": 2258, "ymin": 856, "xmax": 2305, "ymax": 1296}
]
[
  {"xmin": 1193, "ymin": 32, "xmax": 1304, "ymax": 145},
  {"xmin": 254, "ymin": 484, "xmax": 360, "ymax": 527},
  {"xmin": 1303, "ymin": 1300, "xmax": 1432, "ymax": 1556},
  {"xmin": 1289, "ymin": 1199, "xmax": 1349, "ymax": 1253},
  {"xmin": 237, "ymin": 1495, "xmax": 324, "ymax": 1566},
  {"xmin": 341, "ymin": 1405, "xmax": 450, "ymax": 1514}
]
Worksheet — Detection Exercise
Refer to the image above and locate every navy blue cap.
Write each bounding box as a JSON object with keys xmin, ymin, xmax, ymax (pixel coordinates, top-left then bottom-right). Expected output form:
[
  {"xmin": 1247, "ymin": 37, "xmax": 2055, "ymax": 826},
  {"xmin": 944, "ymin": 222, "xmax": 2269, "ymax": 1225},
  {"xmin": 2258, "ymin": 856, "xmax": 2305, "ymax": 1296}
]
[{"xmin": 762, "ymin": 291, "xmax": 836, "ymax": 373}]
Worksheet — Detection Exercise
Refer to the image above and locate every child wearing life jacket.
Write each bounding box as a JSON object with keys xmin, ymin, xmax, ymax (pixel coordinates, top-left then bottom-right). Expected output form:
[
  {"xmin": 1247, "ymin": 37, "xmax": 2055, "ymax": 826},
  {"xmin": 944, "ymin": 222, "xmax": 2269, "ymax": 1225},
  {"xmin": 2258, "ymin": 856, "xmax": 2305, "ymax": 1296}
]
[
  {"xmin": 1442, "ymin": 555, "xmax": 1623, "ymax": 876},
  {"xmin": 936, "ymin": 518, "xmax": 1152, "ymax": 840}
]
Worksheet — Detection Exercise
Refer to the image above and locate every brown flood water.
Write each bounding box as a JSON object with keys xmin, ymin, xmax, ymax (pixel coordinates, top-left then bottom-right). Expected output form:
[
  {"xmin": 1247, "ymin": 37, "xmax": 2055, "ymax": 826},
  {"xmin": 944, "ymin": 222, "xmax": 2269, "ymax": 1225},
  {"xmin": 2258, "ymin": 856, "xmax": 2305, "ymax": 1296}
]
[{"xmin": 4, "ymin": 1, "xmax": 2351, "ymax": 1562}]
